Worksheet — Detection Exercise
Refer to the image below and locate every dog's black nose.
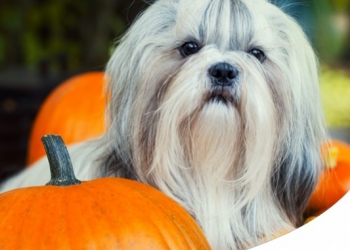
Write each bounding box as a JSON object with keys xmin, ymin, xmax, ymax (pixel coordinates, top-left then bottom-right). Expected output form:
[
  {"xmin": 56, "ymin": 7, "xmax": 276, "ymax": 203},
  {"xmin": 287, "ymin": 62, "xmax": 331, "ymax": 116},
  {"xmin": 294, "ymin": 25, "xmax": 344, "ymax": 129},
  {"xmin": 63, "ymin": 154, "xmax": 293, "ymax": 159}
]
[{"xmin": 209, "ymin": 62, "xmax": 238, "ymax": 86}]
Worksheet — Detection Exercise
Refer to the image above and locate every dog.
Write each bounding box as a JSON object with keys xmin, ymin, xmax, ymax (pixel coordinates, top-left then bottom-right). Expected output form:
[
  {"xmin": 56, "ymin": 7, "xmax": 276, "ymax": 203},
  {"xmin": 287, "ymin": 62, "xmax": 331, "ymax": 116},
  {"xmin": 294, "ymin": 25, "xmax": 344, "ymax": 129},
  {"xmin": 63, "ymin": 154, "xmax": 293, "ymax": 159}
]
[{"xmin": 0, "ymin": 0, "xmax": 327, "ymax": 249}]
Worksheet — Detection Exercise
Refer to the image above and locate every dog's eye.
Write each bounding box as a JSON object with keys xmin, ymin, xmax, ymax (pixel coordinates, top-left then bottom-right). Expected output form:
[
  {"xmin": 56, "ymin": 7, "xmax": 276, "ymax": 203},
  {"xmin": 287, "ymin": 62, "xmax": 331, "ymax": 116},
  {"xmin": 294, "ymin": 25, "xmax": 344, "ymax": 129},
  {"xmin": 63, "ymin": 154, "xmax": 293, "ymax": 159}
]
[
  {"xmin": 249, "ymin": 49, "xmax": 266, "ymax": 63},
  {"xmin": 179, "ymin": 42, "xmax": 200, "ymax": 57}
]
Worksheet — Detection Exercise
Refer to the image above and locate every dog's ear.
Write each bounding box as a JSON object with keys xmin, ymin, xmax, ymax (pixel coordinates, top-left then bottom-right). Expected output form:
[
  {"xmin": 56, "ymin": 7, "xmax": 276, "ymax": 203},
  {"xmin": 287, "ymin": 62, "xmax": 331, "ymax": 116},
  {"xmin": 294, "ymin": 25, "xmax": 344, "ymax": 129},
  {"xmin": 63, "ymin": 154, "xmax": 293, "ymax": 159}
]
[{"xmin": 272, "ymin": 146, "xmax": 320, "ymax": 226}]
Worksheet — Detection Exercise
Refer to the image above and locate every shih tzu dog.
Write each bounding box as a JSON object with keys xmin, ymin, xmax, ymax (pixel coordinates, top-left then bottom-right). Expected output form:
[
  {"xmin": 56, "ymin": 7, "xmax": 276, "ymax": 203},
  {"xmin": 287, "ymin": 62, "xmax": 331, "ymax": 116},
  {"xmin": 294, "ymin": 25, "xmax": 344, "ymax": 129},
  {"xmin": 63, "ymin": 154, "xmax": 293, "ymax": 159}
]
[{"xmin": 0, "ymin": 0, "xmax": 328, "ymax": 249}]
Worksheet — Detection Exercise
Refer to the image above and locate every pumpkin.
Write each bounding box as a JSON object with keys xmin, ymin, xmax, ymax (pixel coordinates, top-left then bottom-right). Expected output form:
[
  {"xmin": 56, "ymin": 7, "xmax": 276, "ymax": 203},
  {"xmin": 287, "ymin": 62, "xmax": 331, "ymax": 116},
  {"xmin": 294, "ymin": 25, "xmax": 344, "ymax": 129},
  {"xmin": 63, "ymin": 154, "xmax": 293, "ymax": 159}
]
[
  {"xmin": 0, "ymin": 135, "xmax": 211, "ymax": 250},
  {"xmin": 27, "ymin": 72, "xmax": 107, "ymax": 165},
  {"xmin": 307, "ymin": 140, "xmax": 350, "ymax": 211}
]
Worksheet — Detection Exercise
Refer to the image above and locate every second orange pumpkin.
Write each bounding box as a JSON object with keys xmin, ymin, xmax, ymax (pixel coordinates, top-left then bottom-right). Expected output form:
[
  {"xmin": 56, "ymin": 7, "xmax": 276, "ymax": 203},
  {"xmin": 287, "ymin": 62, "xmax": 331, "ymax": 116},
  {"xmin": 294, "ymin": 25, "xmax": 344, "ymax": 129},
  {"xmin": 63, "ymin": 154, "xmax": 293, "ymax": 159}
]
[
  {"xmin": 307, "ymin": 140, "xmax": 350, "ymax": 211},
  {"xmin": 27, "ymin": 72, "xmax": 107, "ymax": 165}
]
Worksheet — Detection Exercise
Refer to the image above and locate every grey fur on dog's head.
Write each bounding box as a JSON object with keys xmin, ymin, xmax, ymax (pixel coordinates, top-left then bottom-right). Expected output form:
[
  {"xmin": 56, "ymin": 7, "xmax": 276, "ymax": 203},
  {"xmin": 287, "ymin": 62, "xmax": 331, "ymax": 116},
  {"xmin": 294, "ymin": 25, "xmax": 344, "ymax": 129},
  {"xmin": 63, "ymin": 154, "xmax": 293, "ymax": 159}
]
[{"xmin": 97, "ymin": 0, "xmax": 327, "ymax": 249}]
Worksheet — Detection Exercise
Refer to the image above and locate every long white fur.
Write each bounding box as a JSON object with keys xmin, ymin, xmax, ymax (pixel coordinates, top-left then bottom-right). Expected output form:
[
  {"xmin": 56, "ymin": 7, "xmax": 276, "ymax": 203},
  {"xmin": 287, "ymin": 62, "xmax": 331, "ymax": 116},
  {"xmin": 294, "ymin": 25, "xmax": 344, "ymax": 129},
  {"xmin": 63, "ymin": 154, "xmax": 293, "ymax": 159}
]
[{"xmin": 0, "ymin": 0, "xmax": 327, "ymax": 249}]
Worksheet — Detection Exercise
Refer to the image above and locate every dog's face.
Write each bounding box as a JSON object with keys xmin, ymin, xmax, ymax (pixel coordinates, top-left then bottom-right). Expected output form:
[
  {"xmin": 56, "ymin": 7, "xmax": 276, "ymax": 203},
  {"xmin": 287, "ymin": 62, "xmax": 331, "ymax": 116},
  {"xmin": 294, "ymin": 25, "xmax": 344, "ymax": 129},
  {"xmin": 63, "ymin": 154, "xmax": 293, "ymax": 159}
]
[{"xmin": 102, "ymin": 0, "xmax": 327, "ymax": 249}]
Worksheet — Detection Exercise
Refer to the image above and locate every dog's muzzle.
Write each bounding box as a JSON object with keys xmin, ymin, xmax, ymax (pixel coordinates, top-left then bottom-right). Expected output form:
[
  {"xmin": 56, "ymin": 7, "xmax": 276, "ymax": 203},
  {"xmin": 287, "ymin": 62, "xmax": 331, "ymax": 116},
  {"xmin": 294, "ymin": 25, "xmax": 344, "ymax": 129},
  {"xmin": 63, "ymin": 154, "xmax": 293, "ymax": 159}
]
[{"xmin": 208, "ymin": 62, "xmax": 239, "ymax": 104}]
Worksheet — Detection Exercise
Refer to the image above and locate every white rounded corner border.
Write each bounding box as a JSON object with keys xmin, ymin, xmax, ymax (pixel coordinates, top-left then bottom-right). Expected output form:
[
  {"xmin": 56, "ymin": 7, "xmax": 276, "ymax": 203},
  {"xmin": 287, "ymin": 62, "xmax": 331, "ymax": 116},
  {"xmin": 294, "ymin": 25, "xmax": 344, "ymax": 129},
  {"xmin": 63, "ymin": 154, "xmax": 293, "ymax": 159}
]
[{"xmin": 252, "ymin": 191, "xmax": 350, "ymax": 249}]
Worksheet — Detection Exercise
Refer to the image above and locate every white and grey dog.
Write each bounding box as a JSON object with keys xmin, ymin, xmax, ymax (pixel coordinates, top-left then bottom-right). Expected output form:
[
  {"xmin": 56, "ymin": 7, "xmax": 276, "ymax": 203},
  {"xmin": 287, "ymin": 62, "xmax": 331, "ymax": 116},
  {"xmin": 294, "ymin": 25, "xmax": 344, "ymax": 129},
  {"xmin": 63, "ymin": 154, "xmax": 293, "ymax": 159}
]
[{"xmin": 1, "ymin": 0, "xmax": 327, "ymax": 249}]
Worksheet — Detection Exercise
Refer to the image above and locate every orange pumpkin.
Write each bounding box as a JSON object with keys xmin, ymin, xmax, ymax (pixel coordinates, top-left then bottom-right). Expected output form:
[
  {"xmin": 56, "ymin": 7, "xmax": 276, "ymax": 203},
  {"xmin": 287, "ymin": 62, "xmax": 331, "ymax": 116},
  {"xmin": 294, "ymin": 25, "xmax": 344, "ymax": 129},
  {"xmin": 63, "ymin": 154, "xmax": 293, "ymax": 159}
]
[
  {"xmin": 0, "ymin": 135, "xmax": 211, "ymax": 249},
  {"xmin": 307, "ymin": 140, "xmax": 350, "ymax": 211},
  {"xmin": 27, "ymin": 72, "xmax": 107, "ymax": 165}
]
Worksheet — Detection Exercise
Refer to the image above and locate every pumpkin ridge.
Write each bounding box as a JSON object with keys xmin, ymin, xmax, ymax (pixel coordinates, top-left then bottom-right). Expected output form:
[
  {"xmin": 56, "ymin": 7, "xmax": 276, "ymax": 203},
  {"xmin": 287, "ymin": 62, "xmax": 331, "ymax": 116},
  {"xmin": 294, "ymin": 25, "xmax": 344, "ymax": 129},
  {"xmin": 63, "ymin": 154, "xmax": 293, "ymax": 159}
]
[
  {"xmin": 63, "ymin": 178, "xmax": 170, "ymax": 248},
  {"xmin": 122, "ymin": 181, "xmax": 180, "ymax": 250},
  {"xmin": 61, "ymin": 183, "xmax": 111, "ymax": 249},
  {"xmin": 121, "ymin": 179, "xmax": 205, "ymax": 249},
  {"xmin": 73, "ymin": 179, "xmax": 122, "ymax": 247},
  {"xmin": 94, "ymin": 179, "xmax": 176, "ymax": 249}
]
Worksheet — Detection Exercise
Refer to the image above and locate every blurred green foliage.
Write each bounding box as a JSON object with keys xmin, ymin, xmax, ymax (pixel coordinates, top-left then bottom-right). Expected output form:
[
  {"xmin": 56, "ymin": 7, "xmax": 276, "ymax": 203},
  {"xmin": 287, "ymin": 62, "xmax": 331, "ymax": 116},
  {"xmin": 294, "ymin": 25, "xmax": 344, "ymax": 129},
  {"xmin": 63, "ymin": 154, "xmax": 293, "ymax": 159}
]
[
  {"xmin": 321, "ymin": 67, "xmax": 350, "ymax": 127},
  {"xmin": 0, "ymin": 0, "xmax": 126, "ymax": 72},
  {"xmin": 0, "ymin": 0, "xmax": 348, "ymax": 73},
  {"xmin": 332, "ymin": 0, "xmax": 350, "ymax": 11},
  {"xmin": 310, "ymin": 0, "xmax": 350, "ymax": 65}
]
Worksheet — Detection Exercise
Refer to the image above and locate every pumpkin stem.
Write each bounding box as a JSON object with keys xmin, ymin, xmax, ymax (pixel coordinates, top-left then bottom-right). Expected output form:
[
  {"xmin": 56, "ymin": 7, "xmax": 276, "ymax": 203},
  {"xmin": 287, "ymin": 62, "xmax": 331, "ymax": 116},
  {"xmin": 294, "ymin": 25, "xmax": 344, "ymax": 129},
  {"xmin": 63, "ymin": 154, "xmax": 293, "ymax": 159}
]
[
  {"xmin": 324, "ymin": 145, "xmax": 339, "ymax": 169},
  {"xmin": 41, "ymin": 134, "xmax": 81, "ymax": 186}
]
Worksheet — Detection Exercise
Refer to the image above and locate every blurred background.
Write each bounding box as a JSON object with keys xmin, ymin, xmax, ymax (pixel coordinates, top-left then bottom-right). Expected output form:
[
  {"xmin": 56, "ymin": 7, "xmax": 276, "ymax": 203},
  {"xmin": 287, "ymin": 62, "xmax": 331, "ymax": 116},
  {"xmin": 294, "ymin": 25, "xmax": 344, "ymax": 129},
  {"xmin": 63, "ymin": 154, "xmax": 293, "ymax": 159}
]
[{"xmin": 0, "ymin": 0, "xmax": 349, "ymax": 181}]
